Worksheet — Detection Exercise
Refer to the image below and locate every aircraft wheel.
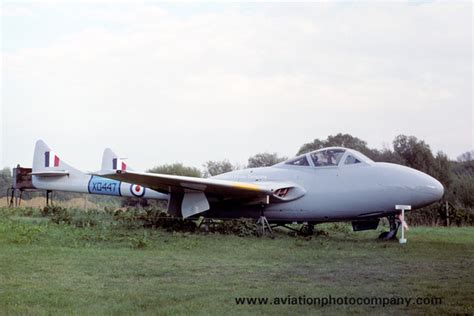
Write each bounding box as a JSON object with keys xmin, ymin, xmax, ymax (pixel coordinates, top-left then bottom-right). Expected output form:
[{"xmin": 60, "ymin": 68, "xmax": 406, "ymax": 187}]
[{"xmin": 299, "ymin": 224, "xmax": 314, "ymax": 236}]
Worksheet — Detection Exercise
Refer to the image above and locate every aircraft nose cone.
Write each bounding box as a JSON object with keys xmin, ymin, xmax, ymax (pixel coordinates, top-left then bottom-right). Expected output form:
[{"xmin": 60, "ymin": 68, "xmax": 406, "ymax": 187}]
[
  {"xmin": 413, "ymin": 172, "xmax": 444, "ymax": 206},
  {"xmin": 377, "ymin": 163, "xmax": 445, "ymax": 209},
  {"xmin": 424, "ymin": 176, "xmax": 444, "ymax": 201}
]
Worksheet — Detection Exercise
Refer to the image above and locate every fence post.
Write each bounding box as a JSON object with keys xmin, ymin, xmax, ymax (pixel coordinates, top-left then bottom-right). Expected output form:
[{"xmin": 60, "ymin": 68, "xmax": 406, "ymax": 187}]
[{"xmin": 446, "ymin": 201, "xmax": 449, "ymax": 227}]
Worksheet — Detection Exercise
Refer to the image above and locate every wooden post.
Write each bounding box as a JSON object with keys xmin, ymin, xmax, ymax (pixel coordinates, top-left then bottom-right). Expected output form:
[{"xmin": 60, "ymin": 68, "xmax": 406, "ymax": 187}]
[{"xmin": 446, "ymin": 201, "xmax": 449, "ymax": 227}]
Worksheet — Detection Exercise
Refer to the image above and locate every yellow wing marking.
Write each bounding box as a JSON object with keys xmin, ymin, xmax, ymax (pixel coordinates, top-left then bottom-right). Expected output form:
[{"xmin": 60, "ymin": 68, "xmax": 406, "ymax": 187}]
[{"xmin": 232, "ymin": 182, "xmax": 261, "ymax": 191}]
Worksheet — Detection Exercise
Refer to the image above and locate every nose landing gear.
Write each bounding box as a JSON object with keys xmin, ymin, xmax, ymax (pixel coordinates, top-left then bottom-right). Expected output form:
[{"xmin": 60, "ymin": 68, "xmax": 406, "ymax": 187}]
[{"xmin": 378, "ymin": 215, "xmax": 400, "ymax": 241}]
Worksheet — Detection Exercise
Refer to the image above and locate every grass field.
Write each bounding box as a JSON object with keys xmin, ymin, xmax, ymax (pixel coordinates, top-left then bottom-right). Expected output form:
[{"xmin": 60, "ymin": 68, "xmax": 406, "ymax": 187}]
[{"xmin": 0, "ymin": 208, "xmax": 473, "ymax": 315}]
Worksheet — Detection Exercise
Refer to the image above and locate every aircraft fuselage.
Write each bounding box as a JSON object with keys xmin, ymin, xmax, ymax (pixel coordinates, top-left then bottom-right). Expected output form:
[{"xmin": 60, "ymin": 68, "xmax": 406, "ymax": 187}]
[{"xmin": 209, "ymin": 161, "xmax": 444, "ymax": 222}]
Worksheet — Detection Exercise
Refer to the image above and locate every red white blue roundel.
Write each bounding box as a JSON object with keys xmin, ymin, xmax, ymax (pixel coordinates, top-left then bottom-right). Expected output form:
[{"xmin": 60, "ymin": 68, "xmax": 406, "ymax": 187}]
[{"xmin": 130, "ymin": 184, "xmax": 145, "ymax": 197}]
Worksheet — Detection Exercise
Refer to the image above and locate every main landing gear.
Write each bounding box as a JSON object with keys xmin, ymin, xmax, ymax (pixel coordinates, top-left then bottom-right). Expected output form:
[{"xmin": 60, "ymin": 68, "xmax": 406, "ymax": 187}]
[
  {"xmin": 256, "ymin": 216, "xmax": 274, "ymax": 238},
  {"xmin": 378, "ymin": 215, "xmax": 400, "ymax": 241},
  {"xmin": 299, "ymin": 222, "xmax": 315, "ymax": 236},
  {"xmin": 270, "ymin": 222, "xmax": 315, "ymax": 237}
]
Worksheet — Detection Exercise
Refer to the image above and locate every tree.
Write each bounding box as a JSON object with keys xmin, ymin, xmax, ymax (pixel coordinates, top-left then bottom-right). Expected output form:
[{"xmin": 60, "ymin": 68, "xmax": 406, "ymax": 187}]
[
  {"xmin": 433, "ymin": 151, "xmax": 452, "ymax": 188},
  {"xmin": 297, "ymin": 133, "xmax": 377, "ymax": 158},
  {"xmin": 147, "ymin": 163, "xmax": 202, "ymax": 177},
  {"xmin": 0, "ymin": 167, "xmax": 12, "ymax": 197},
  {"xmin": 392, "ymin": 135, "xmax": 435, "ymax": 174},
  {"xmin": 450, "ymin": 174, "xmax": 474, "ymax": 207},
  {"xmin": 370, "ymin": 148, "xmax": 405, "ymax": 164},
  {"xmin": 452, "ymin": 159, "xmax": 474, "ymax": 177},
  {"xmin": 450, "ymin": 159, "xmax": 474, "ymax": 207},
  {"xmin": 247, "ymin": 153, "xmax": 287, "ymax": 168},
  {"xmin": 296, "ymin": 139, "xmax": 326, "ymax": 155},
  {"xmin": 203, "ymin": 160, "xmax": 236, "ymax": 177},
  {"xmin": 325, "ymin": 134, "xmax": 369, "ymax": 152},
  {"xmin": 457, "ymin": 151, "xmax": 474, "ymax": 162}
]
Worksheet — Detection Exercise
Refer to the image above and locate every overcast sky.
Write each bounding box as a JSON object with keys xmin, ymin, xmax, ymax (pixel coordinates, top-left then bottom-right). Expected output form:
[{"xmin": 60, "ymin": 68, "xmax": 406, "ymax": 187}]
[{"xmin": 1, "ymin": 1, "xmax": 473, "ymax": 172}]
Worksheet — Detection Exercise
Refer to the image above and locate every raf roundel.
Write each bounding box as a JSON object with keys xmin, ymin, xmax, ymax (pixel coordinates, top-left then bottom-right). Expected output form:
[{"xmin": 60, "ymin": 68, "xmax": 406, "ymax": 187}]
[{"xmin": 130, "ymin": 184, "xmax": 145, "ymax": 197}]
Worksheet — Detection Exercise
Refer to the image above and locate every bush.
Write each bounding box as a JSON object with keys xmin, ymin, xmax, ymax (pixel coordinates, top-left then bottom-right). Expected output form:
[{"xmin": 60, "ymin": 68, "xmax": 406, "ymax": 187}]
[
  {"xmin": 43, "ymin": 206, "xmax": 73, "ymax": 225},
  {"xmin": 160, "ymin": 217, "xmax": 197, "ymax": 233},
  {"xmin": 448, "ymin": 206, "xmax": 474, "ymax": 226},
  {"xmin": 212, "ymin": 219, "xmax": 258, "ymax": 237},
  {"xmin": 71, "ymin": 209, "xmax": 113, "ymax": 228},
  {"xmin": 112, "ymin": 208, "xmax": 161, "ymax": 229},
  {"xmin": 408, "ymin": 202, "xmax": 474, "ymax": 226},
  {"xmin": 42, "ymin": 206, "xmax": 115, "ymax": 228},
  {"xmin": 112, "ymin": 207, "xmax": 197, "ymax": 232}
]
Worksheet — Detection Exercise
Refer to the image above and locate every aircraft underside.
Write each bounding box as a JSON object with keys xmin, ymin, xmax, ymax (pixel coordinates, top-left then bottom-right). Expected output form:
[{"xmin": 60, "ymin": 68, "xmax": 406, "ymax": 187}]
[{"xmin": 189, "ymin": 200, "xmax": 395, "ymax": 223}]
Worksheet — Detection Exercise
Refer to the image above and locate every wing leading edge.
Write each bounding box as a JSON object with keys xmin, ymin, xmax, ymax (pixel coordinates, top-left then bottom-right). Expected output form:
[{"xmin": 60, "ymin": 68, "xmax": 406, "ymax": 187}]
[{"xmin": 99, "ymin": 170, "xmax": 279, "ymax": 196}]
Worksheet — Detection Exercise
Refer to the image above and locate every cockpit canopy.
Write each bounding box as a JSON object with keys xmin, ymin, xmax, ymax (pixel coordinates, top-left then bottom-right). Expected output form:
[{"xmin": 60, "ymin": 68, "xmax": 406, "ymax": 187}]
[{"xmin": 283, "ymin": 147, "xmax": 373, "ymax": 168}]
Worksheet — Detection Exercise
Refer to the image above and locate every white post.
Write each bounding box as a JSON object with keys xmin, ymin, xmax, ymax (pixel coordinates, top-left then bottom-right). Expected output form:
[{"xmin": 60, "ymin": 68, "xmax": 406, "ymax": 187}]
[
  {"xmin": 400, "ymin": 208, "xmax": 406, "ymax": 244},
  {"xmin": 395, "ymin": 205, "xmax": 411, "ymax": 244}
]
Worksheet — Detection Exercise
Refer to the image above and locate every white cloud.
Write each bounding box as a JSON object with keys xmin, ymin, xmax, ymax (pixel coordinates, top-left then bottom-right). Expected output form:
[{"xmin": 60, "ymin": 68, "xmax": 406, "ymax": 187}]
[
  {"xmin": 2, "ymin": 2, "xmax": 472, "ymax": 171},
  {"xmin": 1, "ymin": 5, "xmax": 35, "ymax": 17}
]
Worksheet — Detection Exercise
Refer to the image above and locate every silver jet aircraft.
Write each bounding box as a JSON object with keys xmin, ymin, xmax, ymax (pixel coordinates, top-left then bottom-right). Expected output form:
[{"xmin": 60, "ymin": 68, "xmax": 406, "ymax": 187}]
[
  {"xmin": 32, "ymin": 140, "xmax": 444, "ymax": 239},
  {"xmin": 98, "ymin": 145, "xmax": 444, "ymax": 239}
]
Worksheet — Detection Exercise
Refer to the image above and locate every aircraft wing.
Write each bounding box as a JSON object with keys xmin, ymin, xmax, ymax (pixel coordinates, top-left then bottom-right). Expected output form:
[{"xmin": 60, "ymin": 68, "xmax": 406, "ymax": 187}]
[
  {"xmin": 98, "ymin": 170, "xmax": 284, "ymax": 196},
  {"xmin": 98, "ymin": 170, "xmax": 301, "ymax": 218}
]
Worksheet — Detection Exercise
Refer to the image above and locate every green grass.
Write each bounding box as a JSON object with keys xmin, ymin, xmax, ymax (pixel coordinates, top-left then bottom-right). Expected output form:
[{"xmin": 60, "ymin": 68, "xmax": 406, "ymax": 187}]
[{"xmin": 0, "ymin": 212, "xmax": 473, "ymax": 315}]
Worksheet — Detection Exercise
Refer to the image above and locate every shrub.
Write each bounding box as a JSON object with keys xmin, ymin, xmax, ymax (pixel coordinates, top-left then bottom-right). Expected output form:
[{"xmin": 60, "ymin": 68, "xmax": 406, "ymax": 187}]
[
  {"xmin": 212, "ymin": 219, "xmax": 258, "ymax": 237},
  {"xmin": 409, "ymin": 202, "xmax": 474, "ymax": 226},
  {"xmin": 71, "ymin": 209, "xmax": 111, "ymax": 228},
  {"xmin": 129, "ymin": 231, "xmax": 150, "ymax": 249},
  {"xmin": 43, "ymin": 206, "xmax": 73, "ymax": 225},
  {"xmin": 113, "ymin": 207, "xmax": 197, "ymax": 232}
]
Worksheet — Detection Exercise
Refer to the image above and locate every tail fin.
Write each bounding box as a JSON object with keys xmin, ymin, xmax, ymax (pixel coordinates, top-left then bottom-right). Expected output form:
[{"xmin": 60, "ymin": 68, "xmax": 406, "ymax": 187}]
[
  {"xmin": 101, "ymin": 148, "xmax": 133, "ymax": 173},
  {"xmin": 32, "ymin": 140, "xmax": 82, "ymax": 177}
]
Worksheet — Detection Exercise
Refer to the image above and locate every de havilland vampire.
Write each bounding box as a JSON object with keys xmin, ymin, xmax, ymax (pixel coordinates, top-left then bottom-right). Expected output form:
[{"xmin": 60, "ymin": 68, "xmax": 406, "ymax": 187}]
[{"xmin": 31, "ymin": 140, "xmax": 444, "ymax": 239}]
